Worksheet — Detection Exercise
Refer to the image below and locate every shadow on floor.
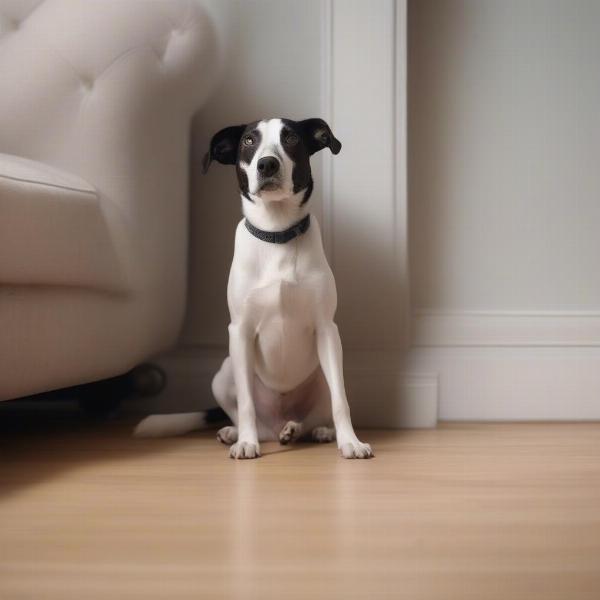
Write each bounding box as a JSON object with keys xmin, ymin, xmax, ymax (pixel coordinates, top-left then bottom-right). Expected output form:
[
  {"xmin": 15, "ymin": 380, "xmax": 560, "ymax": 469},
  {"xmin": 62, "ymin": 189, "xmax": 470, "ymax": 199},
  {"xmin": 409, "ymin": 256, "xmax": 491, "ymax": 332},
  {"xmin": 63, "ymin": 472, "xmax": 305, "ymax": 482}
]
[
  {"xmin": 0, "ymin": 400, "xmax": 402, "ymax": 500},
  {"xmin": 0, "ymin": 401, "xmax": 193, "ymax": 501}
]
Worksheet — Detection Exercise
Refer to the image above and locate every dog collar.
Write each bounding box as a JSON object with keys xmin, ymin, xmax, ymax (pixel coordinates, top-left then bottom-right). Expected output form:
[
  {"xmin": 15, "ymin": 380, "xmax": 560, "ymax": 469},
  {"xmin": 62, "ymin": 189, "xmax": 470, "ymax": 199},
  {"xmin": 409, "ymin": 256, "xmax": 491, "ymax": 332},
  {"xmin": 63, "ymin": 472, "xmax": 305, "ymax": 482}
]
[{"xmin": 244, "ymin": 214, "xmax": 311, "ymax": 244}]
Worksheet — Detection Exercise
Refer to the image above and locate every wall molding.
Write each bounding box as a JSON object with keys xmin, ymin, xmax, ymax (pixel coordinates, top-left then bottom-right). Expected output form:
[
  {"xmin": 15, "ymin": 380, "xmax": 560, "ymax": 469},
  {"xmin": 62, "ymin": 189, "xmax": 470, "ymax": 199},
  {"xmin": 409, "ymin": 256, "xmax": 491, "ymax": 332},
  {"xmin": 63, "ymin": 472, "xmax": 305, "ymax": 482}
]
[
  {"xmin": 413, "ymin": 309, "xmax": 600, "ymax": 347},
  {"xmin": 314, "ymin": 0, "xmax": 434, "ymax": 425},
  {"xmin": 320, "ymin": 0, "xmax": 411, "ymax": 350}
]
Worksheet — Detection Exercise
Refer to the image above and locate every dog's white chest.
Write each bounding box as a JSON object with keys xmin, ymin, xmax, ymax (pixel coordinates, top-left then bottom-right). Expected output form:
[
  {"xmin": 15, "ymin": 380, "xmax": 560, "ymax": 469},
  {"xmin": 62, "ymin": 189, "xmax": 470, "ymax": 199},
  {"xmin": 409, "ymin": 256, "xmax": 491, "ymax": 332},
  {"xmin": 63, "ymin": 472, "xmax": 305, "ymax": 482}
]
[
  {"xmin": 249, "ymin": 270, "xmax": 320, "ymax": 391},
  {"xmin": 228, "ymin": 218, "xmax": 334, "ymax": 392}
]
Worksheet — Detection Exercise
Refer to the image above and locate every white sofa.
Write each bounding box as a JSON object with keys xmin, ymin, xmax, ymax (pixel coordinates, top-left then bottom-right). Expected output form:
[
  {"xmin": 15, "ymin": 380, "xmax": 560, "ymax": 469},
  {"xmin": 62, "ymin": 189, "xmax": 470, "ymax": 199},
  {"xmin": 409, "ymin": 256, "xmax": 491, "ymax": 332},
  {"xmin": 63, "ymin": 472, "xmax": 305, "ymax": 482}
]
[{"xmin": 0, "ymin": 0, "xmax": 219, "ymax": 400}]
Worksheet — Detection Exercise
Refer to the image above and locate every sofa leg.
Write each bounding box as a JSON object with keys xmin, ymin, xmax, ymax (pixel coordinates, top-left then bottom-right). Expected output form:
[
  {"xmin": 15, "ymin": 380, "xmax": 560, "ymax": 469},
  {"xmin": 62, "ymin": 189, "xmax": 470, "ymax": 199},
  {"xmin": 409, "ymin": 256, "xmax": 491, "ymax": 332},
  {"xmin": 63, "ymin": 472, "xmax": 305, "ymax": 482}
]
[
  {"xmin": 78, "ymin": 363, "xmax": 167, "ymax": 418},
  {"xmin": 128, "ymin": 363, "xmax": 167, "ymax": 397}
]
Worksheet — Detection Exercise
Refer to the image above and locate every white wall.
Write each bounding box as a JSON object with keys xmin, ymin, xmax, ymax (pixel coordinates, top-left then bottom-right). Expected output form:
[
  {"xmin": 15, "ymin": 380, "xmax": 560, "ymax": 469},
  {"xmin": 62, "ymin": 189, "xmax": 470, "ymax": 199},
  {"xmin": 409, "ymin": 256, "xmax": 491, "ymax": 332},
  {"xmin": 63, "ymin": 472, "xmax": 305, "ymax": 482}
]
[
  {"xmin": 408, "ymin": 0, "xmax": 600, "ymax": 420},
  {"xmin": 409, "ymin": 0, "xmax": 600, "ymax": 312}
]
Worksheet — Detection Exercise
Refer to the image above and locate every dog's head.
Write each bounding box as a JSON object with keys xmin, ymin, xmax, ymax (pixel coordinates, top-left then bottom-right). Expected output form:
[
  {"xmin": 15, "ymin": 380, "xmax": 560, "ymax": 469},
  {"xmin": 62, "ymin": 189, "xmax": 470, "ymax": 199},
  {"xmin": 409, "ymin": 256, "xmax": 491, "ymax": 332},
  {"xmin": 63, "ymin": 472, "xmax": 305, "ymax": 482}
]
[{"xmin": 202, "ymin": 118, "xmax": 341, "ymax": 203}]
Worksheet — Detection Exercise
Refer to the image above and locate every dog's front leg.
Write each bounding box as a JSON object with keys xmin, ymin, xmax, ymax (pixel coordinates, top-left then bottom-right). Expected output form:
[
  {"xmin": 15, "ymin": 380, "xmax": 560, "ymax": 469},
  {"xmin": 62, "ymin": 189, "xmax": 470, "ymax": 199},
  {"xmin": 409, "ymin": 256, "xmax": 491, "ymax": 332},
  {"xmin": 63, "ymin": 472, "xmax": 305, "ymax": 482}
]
[
  {"xmin": 228, "ymin": 322, "xmax": 260, "ymax": 459},
  {"xmin": 316, "ymin": 321, "xmax": 373, "ymax": 459}
]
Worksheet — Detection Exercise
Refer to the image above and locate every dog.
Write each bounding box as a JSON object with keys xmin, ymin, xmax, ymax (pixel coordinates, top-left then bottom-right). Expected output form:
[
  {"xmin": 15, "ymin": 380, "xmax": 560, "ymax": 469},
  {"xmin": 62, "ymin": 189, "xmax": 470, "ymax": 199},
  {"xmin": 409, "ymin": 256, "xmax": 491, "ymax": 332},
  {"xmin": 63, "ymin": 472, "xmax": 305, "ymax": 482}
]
[{"xmin": 135, "ymin": 118, "xmax": 373, "ymax": 460}]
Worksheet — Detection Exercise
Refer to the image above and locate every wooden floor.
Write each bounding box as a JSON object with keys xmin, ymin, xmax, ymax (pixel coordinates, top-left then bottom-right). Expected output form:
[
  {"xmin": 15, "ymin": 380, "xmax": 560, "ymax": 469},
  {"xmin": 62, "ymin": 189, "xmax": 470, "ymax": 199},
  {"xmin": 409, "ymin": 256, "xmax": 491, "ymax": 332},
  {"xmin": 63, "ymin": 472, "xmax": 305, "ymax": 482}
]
[{"xmin": 1, "ymin": 409, "xmax": 599, "ymax": 600}]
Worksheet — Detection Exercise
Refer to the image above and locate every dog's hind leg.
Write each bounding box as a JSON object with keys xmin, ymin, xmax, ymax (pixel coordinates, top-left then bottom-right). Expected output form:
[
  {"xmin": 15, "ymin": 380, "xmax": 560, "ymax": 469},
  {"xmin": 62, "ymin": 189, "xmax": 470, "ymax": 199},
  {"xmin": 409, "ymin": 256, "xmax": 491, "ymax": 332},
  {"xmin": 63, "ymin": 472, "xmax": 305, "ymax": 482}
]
[
  {"xmin": 277, "ymin": 368, "xmax": 335, "ymax": 444},
  {"xmin": 279, "ymin": 421, "xmax": 303, "ymax": 445},
  {"xmin": 217, "ymin": 425, "xmax": 238, "ymax": 445},
  {"xmin": 311, "ymin": 426, "xmax": 335, "ymax": 443}
]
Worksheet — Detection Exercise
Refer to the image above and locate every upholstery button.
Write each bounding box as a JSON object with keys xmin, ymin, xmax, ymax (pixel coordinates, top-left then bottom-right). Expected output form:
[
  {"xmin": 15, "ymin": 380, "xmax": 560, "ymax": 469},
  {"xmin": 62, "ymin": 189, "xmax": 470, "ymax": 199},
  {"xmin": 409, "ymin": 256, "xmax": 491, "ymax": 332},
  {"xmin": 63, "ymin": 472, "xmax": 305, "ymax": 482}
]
[
  {"xmin": 6, "ymin": 18, "xmax": 20, "ymax": 31},
  {"xmin": 80, "ymin": 76, "xmax": 94, "ymax": 90}
]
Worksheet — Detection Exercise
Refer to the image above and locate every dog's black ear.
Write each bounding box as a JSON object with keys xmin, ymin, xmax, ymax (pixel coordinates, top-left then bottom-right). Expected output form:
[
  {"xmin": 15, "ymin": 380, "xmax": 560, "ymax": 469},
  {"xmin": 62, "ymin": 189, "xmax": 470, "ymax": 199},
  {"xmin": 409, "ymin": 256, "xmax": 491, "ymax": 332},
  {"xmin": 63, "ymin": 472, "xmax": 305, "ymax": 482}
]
[
  {"xmin": 202, "ymin": 124, "xmax": 247, "ymax": 174},
  {"xmin": 299, "ymin": 118, "xmax": 342, "ymax": 156}
]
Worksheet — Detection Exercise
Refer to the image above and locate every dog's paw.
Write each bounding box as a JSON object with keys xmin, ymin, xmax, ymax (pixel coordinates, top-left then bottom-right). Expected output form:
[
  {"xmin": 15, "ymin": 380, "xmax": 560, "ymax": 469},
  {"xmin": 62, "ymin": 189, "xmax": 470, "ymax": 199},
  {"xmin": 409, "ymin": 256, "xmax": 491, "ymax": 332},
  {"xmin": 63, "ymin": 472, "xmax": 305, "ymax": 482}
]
[
  {"xmin": 312, "ymin": 426, "xmax": 336, "ymax": 443},
  {"xmin": 229, "ymin": 441, "xmax": 261, "ymax": 459},
  {"xmin": 339, "ymin": 441, "xmax": 374, "ymax": 459},
  {"xmin": 217, "ymin": 426, "xmax": 238, "ymax": 445},
  {"xmin": 279, "ymin": 421, "xmax": 303, "ymax": 445}
]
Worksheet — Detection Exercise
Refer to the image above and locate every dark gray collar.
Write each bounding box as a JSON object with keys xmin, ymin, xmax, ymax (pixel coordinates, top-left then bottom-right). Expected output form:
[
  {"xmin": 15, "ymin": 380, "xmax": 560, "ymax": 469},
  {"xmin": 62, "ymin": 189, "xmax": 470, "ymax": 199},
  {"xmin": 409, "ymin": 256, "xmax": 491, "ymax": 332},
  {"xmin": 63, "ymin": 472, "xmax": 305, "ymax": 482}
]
[{"xmin": 244, "ymin": 214, "xmax": 311, "ymax": 244}]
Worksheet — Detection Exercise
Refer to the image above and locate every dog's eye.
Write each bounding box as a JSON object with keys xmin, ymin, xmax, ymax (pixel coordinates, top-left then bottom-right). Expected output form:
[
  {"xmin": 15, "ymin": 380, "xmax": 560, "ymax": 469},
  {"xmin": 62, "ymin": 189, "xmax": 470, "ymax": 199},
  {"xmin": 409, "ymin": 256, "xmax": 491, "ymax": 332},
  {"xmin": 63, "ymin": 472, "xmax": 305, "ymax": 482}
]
[
  {"xmin": 285, "ymin": 133, "xmax": 299, "ymax": 146},
  {"xmin": 243, "ymin": 136, "xmax": 254, "ymax": 146}
]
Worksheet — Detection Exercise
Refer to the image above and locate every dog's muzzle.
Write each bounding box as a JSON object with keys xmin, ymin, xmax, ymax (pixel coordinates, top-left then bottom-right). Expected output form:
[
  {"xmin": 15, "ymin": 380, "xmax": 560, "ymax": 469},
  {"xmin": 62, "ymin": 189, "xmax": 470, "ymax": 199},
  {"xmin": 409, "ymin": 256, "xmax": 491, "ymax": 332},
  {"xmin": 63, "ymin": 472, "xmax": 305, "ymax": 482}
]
[{"xmin": 256, "ymin": 156, "xmax": 283, "ymax": 193}]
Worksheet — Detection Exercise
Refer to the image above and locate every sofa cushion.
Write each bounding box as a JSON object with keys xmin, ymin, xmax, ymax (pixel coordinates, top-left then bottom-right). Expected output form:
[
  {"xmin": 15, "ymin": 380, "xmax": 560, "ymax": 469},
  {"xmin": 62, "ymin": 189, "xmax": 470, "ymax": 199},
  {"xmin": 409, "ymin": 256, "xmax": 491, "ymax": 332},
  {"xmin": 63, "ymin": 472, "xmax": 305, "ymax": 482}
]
[{"xmin": 0, "ymin": 153, "xmax": 124, "ymax": 291}]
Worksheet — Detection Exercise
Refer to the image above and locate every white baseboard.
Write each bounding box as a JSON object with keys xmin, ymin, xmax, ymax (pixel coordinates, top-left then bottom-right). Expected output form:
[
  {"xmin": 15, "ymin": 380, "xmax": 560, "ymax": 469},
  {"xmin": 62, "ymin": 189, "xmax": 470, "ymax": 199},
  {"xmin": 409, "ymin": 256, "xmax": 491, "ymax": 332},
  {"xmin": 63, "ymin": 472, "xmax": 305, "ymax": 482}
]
[
  {"xmin": 407, "ymin": 346, "xmax": 600, "ymax": 421},
  {"xmin": 409, "ymin": 311, "xmax": 600, "ymax": 421},
  {"xmin": 127, "ymin": 346, "xmax": 439, "ymax": 429}
]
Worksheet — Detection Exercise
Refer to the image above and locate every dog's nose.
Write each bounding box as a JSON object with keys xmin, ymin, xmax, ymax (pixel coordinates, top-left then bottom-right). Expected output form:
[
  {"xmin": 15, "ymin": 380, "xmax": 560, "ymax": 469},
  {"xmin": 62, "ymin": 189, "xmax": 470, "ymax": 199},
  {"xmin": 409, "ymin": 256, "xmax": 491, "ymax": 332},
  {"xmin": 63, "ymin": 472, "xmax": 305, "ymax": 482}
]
[{"xmin": 257, "ymin": 156, "xmax": 279, "ymax": 178}]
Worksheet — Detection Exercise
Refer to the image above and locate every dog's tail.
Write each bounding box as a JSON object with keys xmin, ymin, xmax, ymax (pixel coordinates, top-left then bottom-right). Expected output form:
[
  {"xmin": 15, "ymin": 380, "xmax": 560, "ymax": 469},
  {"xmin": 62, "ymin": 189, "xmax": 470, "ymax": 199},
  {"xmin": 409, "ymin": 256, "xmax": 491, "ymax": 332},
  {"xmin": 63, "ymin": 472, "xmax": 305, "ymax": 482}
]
[{"xmin": 133, "ymin": 407, "xmax": 228, "ymax": 438}]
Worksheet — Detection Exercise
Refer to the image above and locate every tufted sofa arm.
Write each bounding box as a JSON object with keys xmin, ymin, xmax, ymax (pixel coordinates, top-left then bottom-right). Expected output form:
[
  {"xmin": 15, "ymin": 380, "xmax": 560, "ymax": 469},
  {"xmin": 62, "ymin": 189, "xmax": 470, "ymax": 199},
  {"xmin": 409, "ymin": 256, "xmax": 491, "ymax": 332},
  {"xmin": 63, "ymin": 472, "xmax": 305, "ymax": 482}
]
[
  {"xmin": 0, "ymin": 0, "xmax": 221, "ymax": 400},
  {"xmin": 0, "ymin": 0, "xmax": 218, "ymax": 290}
]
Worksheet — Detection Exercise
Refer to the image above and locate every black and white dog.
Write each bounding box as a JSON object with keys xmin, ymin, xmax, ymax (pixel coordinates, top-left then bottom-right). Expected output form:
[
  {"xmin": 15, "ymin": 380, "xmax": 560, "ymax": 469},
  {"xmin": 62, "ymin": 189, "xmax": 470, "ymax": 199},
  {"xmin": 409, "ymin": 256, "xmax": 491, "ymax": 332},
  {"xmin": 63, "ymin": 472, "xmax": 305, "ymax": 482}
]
[{"xmin": 136, "ymin": 118, "xmax": 373, "ymax": 459}]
